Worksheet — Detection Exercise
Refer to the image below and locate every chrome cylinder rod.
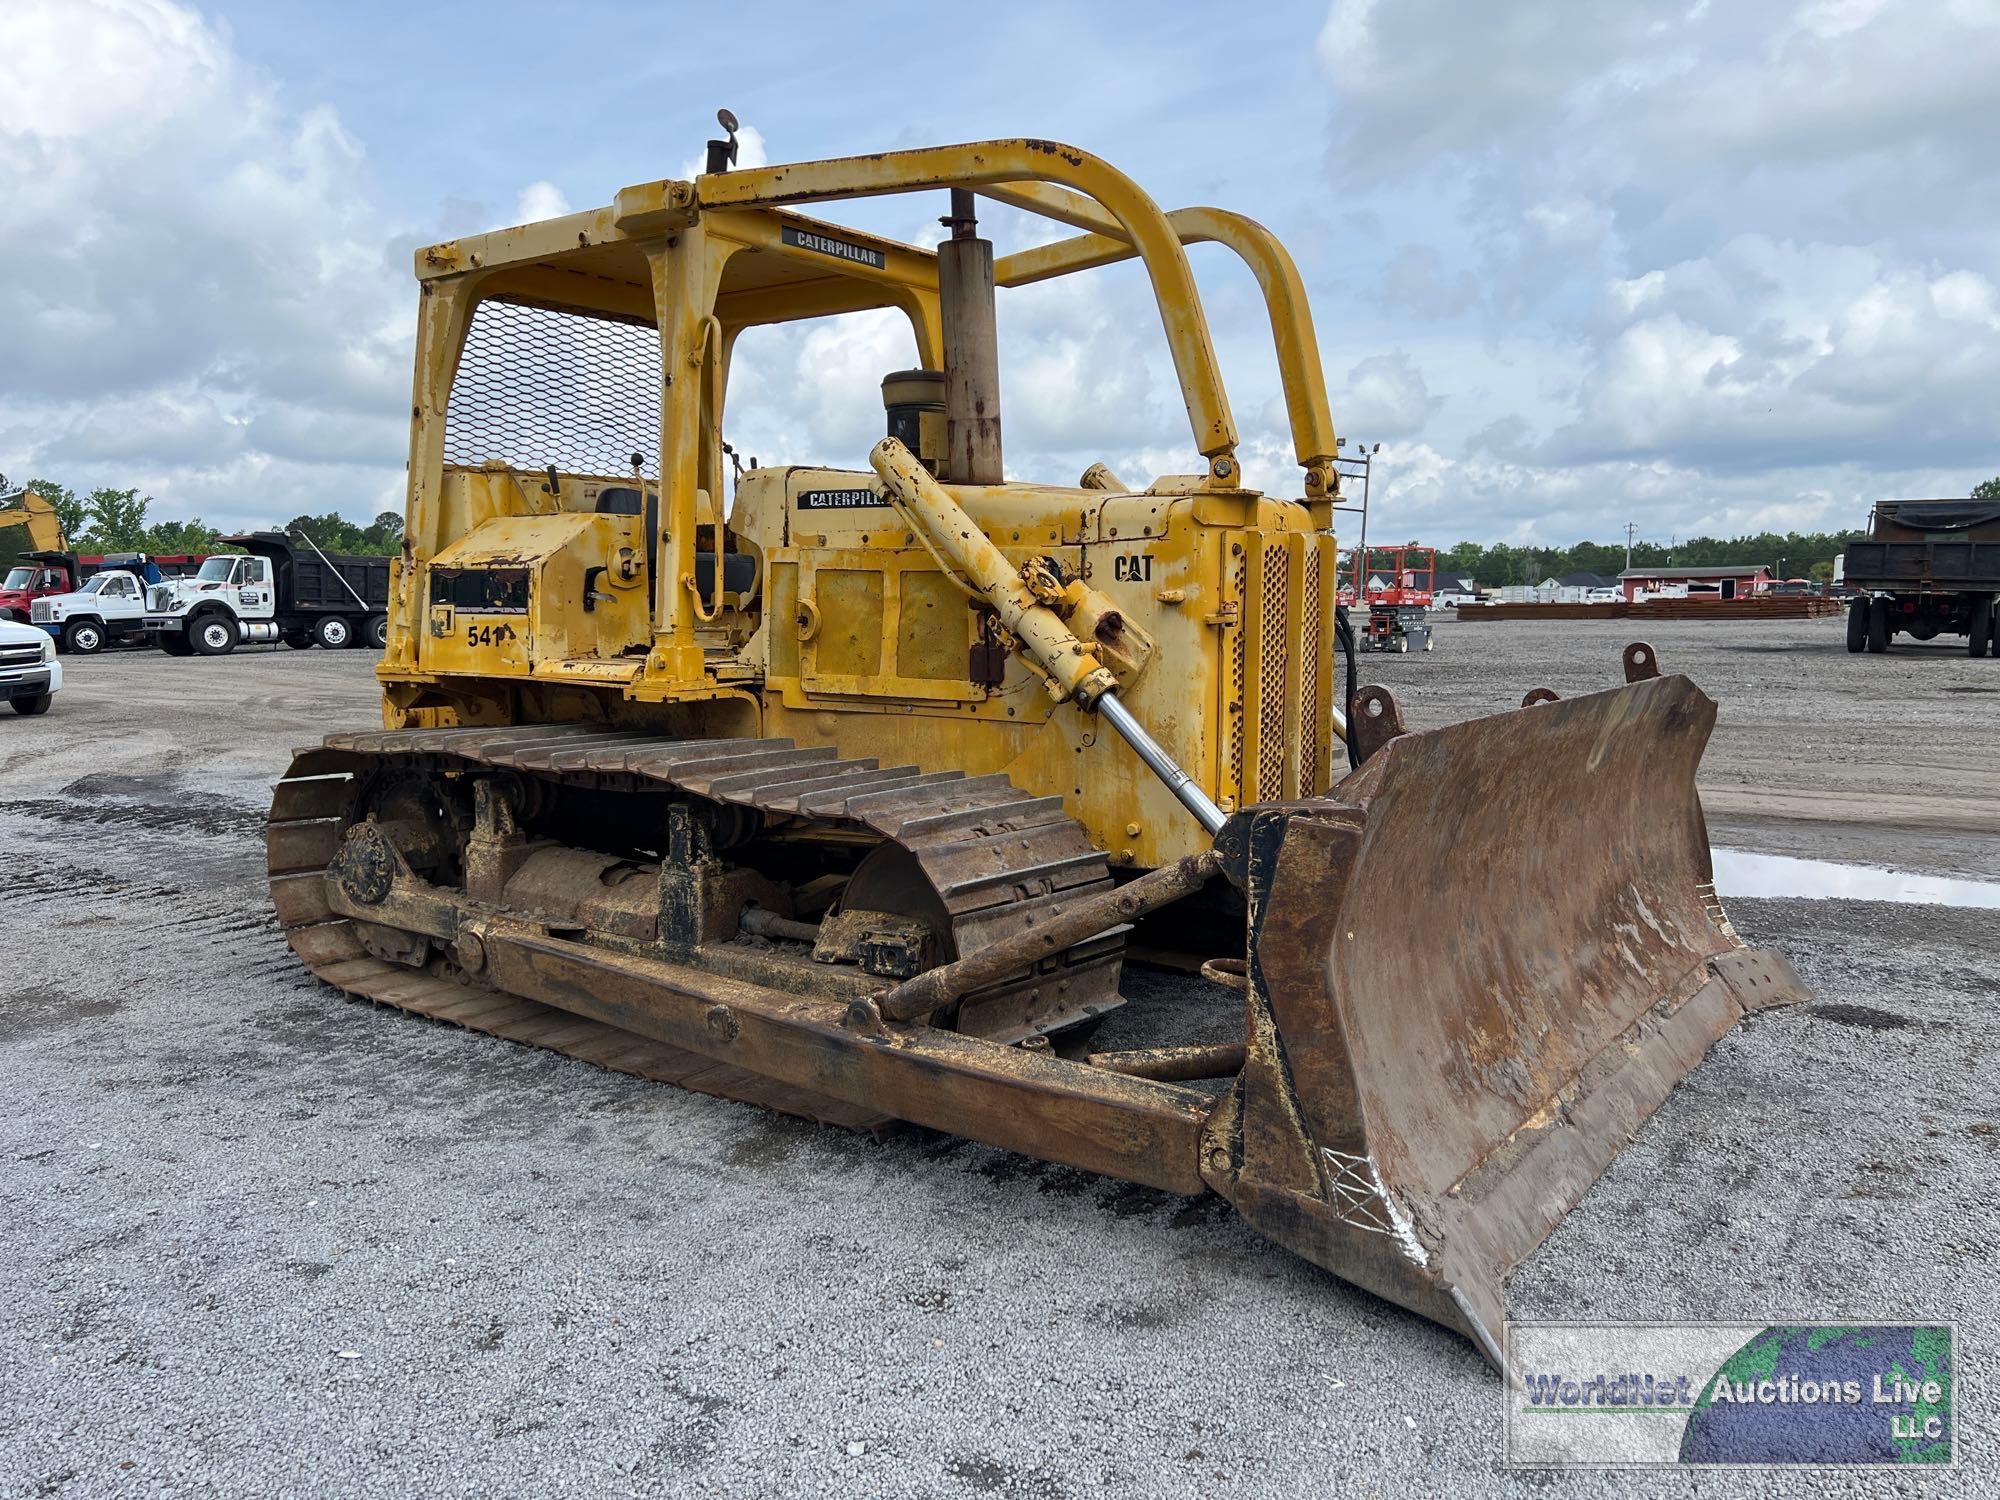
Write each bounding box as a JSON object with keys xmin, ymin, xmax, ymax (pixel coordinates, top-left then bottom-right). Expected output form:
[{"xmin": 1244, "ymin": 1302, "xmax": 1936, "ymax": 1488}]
[{"xmin": 1096, "ymin": 691, "xmax": 1226, "ymax": 835}]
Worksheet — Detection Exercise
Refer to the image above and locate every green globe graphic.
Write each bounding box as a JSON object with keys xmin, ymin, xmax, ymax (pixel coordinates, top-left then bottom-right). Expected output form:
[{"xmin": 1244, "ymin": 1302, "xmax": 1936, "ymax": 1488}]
[{"xmin": 1679, "ymin": 1325, "xmax": 1952, "ymax": 1464}]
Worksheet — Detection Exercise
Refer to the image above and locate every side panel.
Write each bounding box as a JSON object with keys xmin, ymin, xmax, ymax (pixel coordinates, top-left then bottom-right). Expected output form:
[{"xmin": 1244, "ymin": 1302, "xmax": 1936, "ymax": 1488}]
[
  {"xmin": 752, "ymin": 477, "xmax": 1337, "ymax": 868},
  {"xmin": 1843, "ymin": 539, "xmax": 2000, "ymax": 592}
]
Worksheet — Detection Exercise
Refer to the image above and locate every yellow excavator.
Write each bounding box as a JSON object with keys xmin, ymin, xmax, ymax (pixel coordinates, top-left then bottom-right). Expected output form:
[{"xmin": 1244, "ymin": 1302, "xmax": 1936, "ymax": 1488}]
[
  {"xmin": 267, "ymin": 121, "xmax": 1809, "ymax": 1367},
  {"xmin": 0, "ymin": 486, "xmax": 64, "ymax": 561}
]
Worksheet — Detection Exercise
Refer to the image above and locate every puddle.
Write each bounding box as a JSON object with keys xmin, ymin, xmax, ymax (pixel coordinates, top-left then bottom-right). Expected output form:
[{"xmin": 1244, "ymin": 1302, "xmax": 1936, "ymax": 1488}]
[{"xmin": 1712, "ymin": 848, "xmax": 2000, "ymax": 910}]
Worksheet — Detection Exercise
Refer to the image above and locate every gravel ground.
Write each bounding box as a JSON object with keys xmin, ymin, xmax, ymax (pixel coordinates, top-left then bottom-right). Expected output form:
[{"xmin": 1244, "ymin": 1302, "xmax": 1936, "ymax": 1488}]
[
  {"xmin": 0, "ymin": 638, "xmax": 1993, "ymax": 1498},
  {"xmin": 1378, "ymin": 612, "xmax": 2000, "ymax": 877}
]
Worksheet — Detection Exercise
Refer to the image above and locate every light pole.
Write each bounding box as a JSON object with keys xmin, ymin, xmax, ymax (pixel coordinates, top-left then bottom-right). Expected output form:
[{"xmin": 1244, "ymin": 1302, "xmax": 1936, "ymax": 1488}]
[{"xmin": 1331, "ymin": 439, "xmax": 1381, "ymax": 592}]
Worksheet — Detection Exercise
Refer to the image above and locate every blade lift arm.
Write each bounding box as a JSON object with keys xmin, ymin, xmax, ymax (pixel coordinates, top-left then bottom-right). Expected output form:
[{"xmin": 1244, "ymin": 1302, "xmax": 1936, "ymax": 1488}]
[{"xmin": 869, "ymin": 437, "xmax": 1225, "ymax": 835}]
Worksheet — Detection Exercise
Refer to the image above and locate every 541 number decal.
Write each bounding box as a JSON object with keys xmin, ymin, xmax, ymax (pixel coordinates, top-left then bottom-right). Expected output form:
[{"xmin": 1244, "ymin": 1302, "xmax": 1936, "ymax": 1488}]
[{"xmin": 465, "ymin": 621, "xmax": 518, "ymax": 647}]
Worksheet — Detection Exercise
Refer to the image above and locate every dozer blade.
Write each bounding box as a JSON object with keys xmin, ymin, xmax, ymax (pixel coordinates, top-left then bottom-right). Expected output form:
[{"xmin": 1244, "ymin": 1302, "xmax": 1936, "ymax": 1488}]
[{"xmin": 1202, "ymin": 669, "xmax": 1809, "ymax": 1368}]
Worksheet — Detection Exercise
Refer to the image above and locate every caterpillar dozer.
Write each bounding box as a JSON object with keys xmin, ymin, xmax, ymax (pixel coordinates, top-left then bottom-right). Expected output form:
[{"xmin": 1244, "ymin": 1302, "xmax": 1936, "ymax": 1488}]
[{"xmin": 268, "ymin": 123, "xmax": 1809, "ymax": 1369}]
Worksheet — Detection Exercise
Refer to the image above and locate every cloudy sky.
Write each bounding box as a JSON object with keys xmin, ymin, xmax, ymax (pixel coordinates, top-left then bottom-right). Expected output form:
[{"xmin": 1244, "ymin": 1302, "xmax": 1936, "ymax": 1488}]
[{"xmin": 3, "ymin": 0, "xmax": 1997, "ymax": 545}]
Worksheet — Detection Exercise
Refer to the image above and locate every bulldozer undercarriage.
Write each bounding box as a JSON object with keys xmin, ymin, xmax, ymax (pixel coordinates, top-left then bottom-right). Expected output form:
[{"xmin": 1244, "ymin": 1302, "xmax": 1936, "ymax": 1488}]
[{"xmin": 270, "ymin": 648, "xmax": 1810, "ymax": 1371}]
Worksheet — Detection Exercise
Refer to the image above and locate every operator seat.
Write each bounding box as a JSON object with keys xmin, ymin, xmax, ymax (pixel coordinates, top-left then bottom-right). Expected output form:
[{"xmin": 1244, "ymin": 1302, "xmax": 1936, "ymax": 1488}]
[{"xmin": 594, "ymin": 487, "xmax": 759, "ymax": 601}]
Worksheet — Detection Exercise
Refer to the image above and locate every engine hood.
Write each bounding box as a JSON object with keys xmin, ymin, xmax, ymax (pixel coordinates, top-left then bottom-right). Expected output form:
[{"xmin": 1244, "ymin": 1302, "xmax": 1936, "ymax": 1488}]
[{"xmin": 0, "ymin": 615, "xmax": 51, "ymax": 646}]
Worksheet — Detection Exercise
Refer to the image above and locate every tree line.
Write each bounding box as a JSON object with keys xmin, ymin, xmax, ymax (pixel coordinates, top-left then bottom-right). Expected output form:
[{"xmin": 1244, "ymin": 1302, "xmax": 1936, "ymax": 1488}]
[
  {"xmin": 14, "ymin": 473, "xmax": 2000, "ymax": 582},
  {"xmin": 1428, "ymin": 530, "xmax": 1867, "ymax": 587},
  {"xmin": 1408, "ymin": 476, "xmax": 2000, "ymax": 587},
  {"xmin": 14, "ymin": 479, "xmax": 403, "ymax": 557}
]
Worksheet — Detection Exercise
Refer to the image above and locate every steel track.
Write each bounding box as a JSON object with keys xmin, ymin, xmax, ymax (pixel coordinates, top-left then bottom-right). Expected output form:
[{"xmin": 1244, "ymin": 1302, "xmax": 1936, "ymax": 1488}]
[{"xmin": 268, "ymin": 724, "xmax": 1125, "ymax": 1127}]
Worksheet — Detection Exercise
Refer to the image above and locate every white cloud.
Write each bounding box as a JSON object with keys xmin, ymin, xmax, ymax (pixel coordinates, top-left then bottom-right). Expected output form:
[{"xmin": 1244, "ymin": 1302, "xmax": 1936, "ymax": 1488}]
[
  {"xmin": 1376, "ymin": 245, "xmax": 1479, "ymax": 320},
  {"xmin": 0, "ymin": 0, "xmax": 408, "ymax": 531},
  {"xmin": 1540, "ymin": 242, "xmax": 2000, "ymax": 469},
  {"xmin": 514, "ymin": 180, "xmax": 571, "ymax": 223},
  {"xmin": 1307, "ymin": 0, "xmax": 2000, "ymax": 540},
  {"xmin": 4, "ymin": 0, "xmax": 1997, "ymax": 557},
  {"xmin": 1335, "ymin": 353, "xmax": 1436, "ymax": 439}
]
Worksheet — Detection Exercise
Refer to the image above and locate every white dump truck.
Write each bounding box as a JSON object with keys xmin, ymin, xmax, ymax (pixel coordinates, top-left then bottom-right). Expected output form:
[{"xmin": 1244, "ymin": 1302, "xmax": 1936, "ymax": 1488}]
[
  {"xmin": 29, "ymin": 560, "xmax": 157, "ymax": 653},
  {"xmin": 144, "ymin": 531, "xmax": 390, "ymax": 656}
]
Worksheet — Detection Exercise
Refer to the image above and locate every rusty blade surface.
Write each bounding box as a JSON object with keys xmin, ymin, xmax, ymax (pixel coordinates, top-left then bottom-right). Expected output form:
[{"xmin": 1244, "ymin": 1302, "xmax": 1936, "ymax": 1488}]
[
  {"xmin": 1208, "ymin": 672, "xmax": 1810, "ymax": 1366},
  {"xmin": 1332, "ymin": 673, "xmax": 1730, "ymax": 1193}
]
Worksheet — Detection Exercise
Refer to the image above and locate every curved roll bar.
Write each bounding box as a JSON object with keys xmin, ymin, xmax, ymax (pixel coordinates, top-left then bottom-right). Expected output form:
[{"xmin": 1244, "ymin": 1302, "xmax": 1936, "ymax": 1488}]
[
  {"xmin": 985, "ymin": 185, "xmax": 1338, "ymax": 499},
  {"xmin": 693, "ymin": 140, "xmax": 1242, "ymax": 477}
]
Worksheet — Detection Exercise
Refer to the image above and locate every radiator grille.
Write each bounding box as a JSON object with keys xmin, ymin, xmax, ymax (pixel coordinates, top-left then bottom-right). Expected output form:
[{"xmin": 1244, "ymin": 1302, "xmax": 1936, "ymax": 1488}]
[
  {"xmin": 1257, "ymin": 543, "xmax": 1290, "ymax": 798},
  {"xmin": 1227, "ymin": 548, "xmax": 1248, "ymax": 797},
  {"xmin": 1299, "ymin": 554, "xmax": 1324, "ymax": 794},
  {"xmin": 1223, "ymin": 532, "xmax": 1338, "ymax": 809},
  {"xmin": 0, "ymin": 642, "xmax": 43, "ymax": 671}
]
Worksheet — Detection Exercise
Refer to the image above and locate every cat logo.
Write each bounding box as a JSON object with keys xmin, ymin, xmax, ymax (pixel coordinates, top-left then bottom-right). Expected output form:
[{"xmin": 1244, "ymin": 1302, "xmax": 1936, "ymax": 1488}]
[{"xmin": 1112, "ymin": 553, "xmax": 1154, "ymax": 583}]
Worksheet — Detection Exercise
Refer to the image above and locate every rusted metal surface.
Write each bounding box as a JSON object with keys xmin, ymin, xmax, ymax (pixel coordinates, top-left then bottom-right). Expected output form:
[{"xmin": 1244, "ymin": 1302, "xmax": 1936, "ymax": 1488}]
[
  {"xmin": 877, "ymin": 851, "xmax": 1218, "ymax": 1023},
  {"xmin": 292, "ymin": 846, "xmax": 1215, "ymax": 1190},
  {"xmin": 1088, "ymin": 1041, "xmax": 1247, "ymax": 1083},
  {"xmin": 1346, "ymin": 684, "xmax": 1406, "ymax": 765},
  {"xmin": 484, "ymin": 924, "xmax": 1210, "ymax": 1192},
  {"xmin": 1520, "ymin": 687, "xmax": 1560, "ymax": 707},
  {"xmin": 1198, "ymin": 955, "xmax": 1248, "ymax": 991},
  {"xmin": 313, "ymin": 722, "xmax": 1125, "ymax": 1033},
  {"xmin": 270, "ymin": 725, "xmax": 1126, "ymax": 1122},
  {"xmin": 1202, "ymin": 669, "xmax": 1810, "ymax": 1366},
  {"xmin": 1623, "ymin": 640, "xmax": 1661, "ymax": 682},
  {"xmin": 937, "ymin": 192, "xmax": 1003, "ymax": 486},
  {"xmin": 739, "ymin": 907, "xmax": 820, "ymax": 944}
]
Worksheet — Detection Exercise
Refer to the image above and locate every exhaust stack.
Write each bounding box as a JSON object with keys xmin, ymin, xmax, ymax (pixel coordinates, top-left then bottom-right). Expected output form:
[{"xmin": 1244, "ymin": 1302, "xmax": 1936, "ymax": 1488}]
[{"xmin": 937, "ymin": 189, "xmax": 1003, "ymax": 484}]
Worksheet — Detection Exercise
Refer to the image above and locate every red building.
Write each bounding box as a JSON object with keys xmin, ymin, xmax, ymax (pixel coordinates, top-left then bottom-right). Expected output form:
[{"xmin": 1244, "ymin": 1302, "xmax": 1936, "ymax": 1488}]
[{"xmin": 1618, "ymin": 565, "xmax": 1774, "ymax": 603}]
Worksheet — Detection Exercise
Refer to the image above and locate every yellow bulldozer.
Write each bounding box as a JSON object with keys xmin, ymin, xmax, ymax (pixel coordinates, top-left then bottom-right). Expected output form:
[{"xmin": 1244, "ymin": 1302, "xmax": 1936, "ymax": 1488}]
[{"xmin": 268, "ymin": 122, "xmax": 1809, "ymax": 1367}]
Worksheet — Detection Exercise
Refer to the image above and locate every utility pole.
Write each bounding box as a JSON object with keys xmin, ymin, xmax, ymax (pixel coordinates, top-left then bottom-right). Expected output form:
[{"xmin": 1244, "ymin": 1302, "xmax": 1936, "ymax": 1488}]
[
  {"xmin": 1357, "ymin": 447, "xmax": 1373, "ymax": 566},
  {"xmin": 1624, "ymin": 521, "xmax": 1638, "ymax": 572},
  {"xmin": 1328, "ymin": 440, "xmax": 1381, "ymax": 598}
]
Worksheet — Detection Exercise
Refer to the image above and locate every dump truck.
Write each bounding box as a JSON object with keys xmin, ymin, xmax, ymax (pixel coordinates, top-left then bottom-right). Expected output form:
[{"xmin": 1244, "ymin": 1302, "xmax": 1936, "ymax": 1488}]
[
  {"xmin": 146, "ymin": 531, "xmax": 390, "ymax": 655},
  {"xmin": 1842, "ymin": 498, "xmax": 2000, "ymax": 656},
  {"xmin": 267, "ymin": 126, "xmax": 1810, "ymax": 1369},
  {"xmin": 0, "ymin": 488, "xmax": 68, "ymax": 602},
  {"xmin": 2, "ymin": 550, "xmax": 205, "ymax": 625},
  {"xmin": 28, "ymin": 554, "xmax": 207, "ymax": 653},
  {"xmin": 0, "ymin": 555, "xmax": 73, "ymax": 623}
]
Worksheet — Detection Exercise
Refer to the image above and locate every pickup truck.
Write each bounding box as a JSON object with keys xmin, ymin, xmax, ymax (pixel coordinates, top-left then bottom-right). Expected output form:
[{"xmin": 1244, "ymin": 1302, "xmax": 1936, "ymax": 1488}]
[
  {"xmin": 29, "ymin": 556, "xmax": 186, "ymax": 654},
  {"xmin": 0, "ymin": 616, "xmax": 60, "ymax": 714},
  {"xmin": 145, "ymin": 531, "xmax": 389, "ymax": 655}
]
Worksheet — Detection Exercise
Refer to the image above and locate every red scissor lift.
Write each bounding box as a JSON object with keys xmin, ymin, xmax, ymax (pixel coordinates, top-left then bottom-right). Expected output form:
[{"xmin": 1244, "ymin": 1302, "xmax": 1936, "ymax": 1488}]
[{"xmin": 1354, "ymin": 544, "xmax": 1436, "ymax": 653}]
